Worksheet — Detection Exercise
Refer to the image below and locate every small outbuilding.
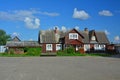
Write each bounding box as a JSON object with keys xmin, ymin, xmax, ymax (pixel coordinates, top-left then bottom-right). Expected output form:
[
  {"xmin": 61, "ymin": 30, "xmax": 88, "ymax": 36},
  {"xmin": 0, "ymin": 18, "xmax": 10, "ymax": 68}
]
[
  {"xmin": 115, "ymin": 44, "xmax": 120, "ymax": 53},
  {"xmin": 6, "ymin": 36, "xmax": 41, "ymax": 54}
]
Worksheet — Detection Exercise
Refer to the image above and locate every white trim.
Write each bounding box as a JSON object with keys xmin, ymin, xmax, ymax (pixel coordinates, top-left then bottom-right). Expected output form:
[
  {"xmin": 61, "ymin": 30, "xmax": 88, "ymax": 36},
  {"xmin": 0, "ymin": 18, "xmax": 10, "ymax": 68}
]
[
  {"xmin": 69, "ymin": 33, "xmax": 78, "ymax": 39},
  {"xmin": 56, "ymin": 44, "xmax": 62, "ymax": 51},
  {"xmin": 84, "ymin": 44, "xmax": 90, "ymax": 51},
  {"xmin": 94, "ymin": 44, "xmax": 105, "ymax": 51},
  {"xmin": 46, "ymin": 44, "xmax": 52, "ymax": 51}
]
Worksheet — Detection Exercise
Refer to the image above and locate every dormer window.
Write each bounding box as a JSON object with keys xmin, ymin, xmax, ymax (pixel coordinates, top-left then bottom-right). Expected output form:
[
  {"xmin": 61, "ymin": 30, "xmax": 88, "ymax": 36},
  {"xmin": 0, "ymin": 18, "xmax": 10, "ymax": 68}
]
[
  {"xmin": 69, "ymin": 33, "xmax": 78, "ymax": 39},
  {"xmin": 91, "ymin": 36, "xmax": 96, "ymax": 41}
]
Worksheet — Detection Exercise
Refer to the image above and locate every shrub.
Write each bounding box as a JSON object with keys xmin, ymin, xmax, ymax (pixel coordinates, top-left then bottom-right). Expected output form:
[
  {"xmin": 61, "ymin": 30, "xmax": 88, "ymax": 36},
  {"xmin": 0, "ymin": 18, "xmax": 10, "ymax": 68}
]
[
  {"xmin": 25, "ymin": 47, "xmax": 41, "ymax": 56},
  {"xmin": 57, "ymin": 46, "xmax": 81, "ymax": 56},
  {"xmin": 65, "ymin": 46, "xmax": 75, "ymax": 54},
  {"xmin": 23, "ymin": 47, "xmax": 29, "ymax": 53},
  {"xmin": 57, "ymin": 50, "xmax": 64, "ymax": 56},
  {"xmin": 9, "ymin": 49, "xmax": 14, "ymax": 55}
]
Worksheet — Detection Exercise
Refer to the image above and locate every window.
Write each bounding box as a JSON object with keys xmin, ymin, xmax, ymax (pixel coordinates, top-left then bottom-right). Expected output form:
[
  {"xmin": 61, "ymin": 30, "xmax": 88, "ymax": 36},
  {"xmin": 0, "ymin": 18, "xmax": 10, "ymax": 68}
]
[
  {"xmin": 91, "ymin": 36, "xmax": 96, "ymax": 40},
  {"xmin": 94, "ymin": 44, "xmax": 105, "ymax": 50},
  {"xmin": 84, "ymin": 44, "xmax": 90, "ymax": 51},
  {"xmin": 56, "ymin": 44, "xmax": 62, "ymax": 51},
  {"xmin": 69, "ymin": 33, "xmax": 78, "ymax": 39},
  {"xmin": 46, "ymin": 44, "xmax": 52, "ymax": 51}
]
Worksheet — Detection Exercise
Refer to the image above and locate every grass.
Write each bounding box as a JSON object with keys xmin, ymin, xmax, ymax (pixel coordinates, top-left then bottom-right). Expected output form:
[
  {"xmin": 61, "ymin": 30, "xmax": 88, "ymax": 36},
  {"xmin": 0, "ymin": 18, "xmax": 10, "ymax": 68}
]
[
  {"xmin": 0, "ymin": 52, "xmax": 115, "ymax": 57},
  {"xmin": 57, "ymin": 51, "xmax": 114, "ymax": 57},
  {"xmin": 0, "ymin": 47, "xmax": 42, "ymax": 57},
  {"xmin": 57, "ymin": 52, "xmax": 86, "ymax": 56},
  {"xmin": 0, "ymin": 50, "xmax": 115, "ymax": 57},
  {"xmin": 0, "ymin": 53, "xmax": 40, "ymax": 57},
  {"xmin": 57, "ymin": 53, "xmax": 113, "ymax": 57},
  {"xmin": 56, "ymin": 47, "xmax": 113, "ymax": 57}
]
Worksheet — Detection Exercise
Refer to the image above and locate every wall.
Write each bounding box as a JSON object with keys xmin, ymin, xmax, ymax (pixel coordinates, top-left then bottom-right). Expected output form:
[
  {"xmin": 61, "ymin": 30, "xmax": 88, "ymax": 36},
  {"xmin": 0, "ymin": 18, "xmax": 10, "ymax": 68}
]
[
  {"xmin": 41, "ymin": 43, "xmax": 58, "ymax": 53},
  {"xmin": 0, "ymin": 46, "xmax": 6, "ymax": 53},
  {"xmin": 65, "ymin": 29, "xmax": 83, "ymax": 44}
]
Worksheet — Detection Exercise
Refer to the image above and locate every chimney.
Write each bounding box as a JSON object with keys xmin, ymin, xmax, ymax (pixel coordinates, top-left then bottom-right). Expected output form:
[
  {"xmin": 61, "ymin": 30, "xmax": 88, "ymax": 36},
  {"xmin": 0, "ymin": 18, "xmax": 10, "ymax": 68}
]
[
  {"xmin": 54, "ymin": 27, "xmax": 58, "ymax": 34},
  {"xmin": 54, "ymin": 27, "xmax": 60, "ymax": 43},
  {"xmin": 84, "ymin": 28, "xmax": 89, "ymax": 34}
]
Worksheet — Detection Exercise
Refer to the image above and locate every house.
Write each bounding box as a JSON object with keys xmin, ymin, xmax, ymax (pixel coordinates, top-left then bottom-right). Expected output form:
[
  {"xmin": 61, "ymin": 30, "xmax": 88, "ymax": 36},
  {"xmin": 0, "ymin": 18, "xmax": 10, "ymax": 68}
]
[
  {"xmin": 12, "ymin": 36, "xmax": 21, "ymax": 41},
  {"xmin": 38, "ymin": 28, "xmax": 109, "ymax": 53},
  {"xmin": 6, "ymin": 36, "xmax": 40, "ymax": 54},
  {"xmin": 115, "ymin": 44, "xmax": 120, "ymax": 53}
]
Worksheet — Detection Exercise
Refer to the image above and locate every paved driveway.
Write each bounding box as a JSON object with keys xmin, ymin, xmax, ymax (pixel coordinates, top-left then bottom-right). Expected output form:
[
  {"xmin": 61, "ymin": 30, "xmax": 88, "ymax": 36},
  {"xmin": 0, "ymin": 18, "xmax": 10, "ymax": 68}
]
[{"xmin": 0, "ymin": 57, "xmax": 120, "ymax": 80}]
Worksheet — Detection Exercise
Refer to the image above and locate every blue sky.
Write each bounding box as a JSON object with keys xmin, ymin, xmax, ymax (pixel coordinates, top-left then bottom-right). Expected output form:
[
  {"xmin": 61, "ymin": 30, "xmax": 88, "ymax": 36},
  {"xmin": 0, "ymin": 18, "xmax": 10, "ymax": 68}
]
[{"xmin": 0, "ymin": 0, "xmax": 120, "ymax": 43}]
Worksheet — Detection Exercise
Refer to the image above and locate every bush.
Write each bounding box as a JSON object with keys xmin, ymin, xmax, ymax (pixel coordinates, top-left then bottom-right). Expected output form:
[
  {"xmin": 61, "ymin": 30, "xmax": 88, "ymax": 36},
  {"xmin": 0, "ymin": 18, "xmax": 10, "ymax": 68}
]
[
  {"xmin": 57, "ymin": 50, "xmax": 64, "ymax": 56},
  {"xmin": 64, "ymin": 46, "xmax": 75, "ymax": 54},
  {"xmin": 9, "ymin": 49, "xmax": 14, "ymax": 55},
  {"xmin": 23, "ymin": 47, "xmax": 29, "ymax": 53},
  {"xmin": 57, "ymin": 46, "xmax": 84, "ymax": 56},
  {"xmin": 25, "ymin": 47, "xmax": 41, "ymax": 56}
]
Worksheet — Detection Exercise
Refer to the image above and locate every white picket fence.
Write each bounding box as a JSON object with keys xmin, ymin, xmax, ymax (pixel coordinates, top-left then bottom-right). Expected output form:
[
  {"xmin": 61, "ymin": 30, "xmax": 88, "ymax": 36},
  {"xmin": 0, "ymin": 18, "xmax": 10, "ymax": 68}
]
[{"xmin": 0, "ymin": 46, "xmax": 6, "ymax": 53}]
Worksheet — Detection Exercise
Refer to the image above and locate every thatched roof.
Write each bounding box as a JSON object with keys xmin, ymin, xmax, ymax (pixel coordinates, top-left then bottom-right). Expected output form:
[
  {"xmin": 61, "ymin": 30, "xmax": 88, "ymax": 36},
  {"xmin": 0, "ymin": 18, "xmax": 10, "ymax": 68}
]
[
  {"xmin": 39, "ymin": 29, "xmax": 110, "ymax": 44},
  {"xmin": 6, "ymin": 41, "xmax": 40, "ymax": 47}
]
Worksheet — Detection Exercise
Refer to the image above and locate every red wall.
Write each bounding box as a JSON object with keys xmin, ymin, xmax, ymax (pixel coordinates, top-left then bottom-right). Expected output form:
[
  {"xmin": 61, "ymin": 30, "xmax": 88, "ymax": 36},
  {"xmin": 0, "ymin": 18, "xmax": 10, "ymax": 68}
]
[
  {"xmin": 65, "ymin": 29, "xmax": 83, "ymax": 44},
  {"xmin": 41, "ymin": 43, "xmax": 57, "ymax": 53}
]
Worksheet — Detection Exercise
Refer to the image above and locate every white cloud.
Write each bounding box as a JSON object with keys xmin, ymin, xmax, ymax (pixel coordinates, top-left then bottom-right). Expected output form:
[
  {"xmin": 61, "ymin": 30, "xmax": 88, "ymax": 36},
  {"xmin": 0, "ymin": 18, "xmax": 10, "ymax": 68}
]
[
  {"xmin": 73, "ymin": 8, "xmax": 90, "ymax": 20},
  {"xmin": 75, "ymin": 26, "xmax": 79, "ymax": 30},
  {"xmin": 114, "ymin": 36, "xmax": 120, "ymax": 41},
  {"xmin": 61, "ymin": 26, "xmax": 67, "ymax": 32},
  {"xmin": 24, "ymin": 17, "xmax": 40, "ymax": 29},
  {"xmin": 105, "ymin": 30, "xmax": 110, "ymax": 35},
  {"xmin": 99, "ymin": 10, "xmax": 113, "ymax": 16},
  {"xmin": 0, "ymin": 9, "xmax": 59, "ymax": 21},
  {"xmin": 0, "ymin": 10, "xmax": 34, "ymax": 21},
  {"xmin": 39, "ymin": 12, "xmax": 59, "ymax": 16},
  {"xmin": 0, "ymin": 9, "xmax": 59, "ymax": 29}
]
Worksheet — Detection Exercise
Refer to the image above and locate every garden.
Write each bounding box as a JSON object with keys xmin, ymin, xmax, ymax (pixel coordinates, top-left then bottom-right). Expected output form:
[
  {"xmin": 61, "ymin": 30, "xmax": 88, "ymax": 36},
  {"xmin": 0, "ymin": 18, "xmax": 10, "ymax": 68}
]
[{"xmin": 0, "ymin": 47, "xmax": 116, "ymax": 57}]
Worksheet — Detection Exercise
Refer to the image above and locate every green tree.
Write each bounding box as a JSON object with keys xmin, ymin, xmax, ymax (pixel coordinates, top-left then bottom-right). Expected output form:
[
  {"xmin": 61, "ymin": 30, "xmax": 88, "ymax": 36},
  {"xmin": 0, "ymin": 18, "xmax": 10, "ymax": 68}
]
[{"xmin": 0, "ymin": 29, "xmax": 11, "ymax": 45}]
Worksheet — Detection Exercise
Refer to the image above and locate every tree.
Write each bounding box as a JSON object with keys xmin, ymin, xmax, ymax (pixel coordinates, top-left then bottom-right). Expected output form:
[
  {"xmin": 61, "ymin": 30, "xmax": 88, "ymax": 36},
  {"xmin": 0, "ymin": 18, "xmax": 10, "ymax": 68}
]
[{"xmin": 0, "ymin": 29, "xmax": 11, "ymax": 45}]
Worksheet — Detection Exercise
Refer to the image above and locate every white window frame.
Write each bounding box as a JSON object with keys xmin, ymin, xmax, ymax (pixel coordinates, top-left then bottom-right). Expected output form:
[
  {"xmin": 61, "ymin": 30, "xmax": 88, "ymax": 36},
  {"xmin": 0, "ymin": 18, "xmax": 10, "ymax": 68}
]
[
  {"xmin": 91, "ymin": 36, "xmax": 96, "ymax": 41},
  {"xmin": 69, "ymin": 33, "xmax": 78, "ymax": 39},
  {"xmin": 56, "ymin": 44, "xmax": 62, "ymax": 51},
  {"xmin": 94, "ymin": 44, "xmax": 105, "ymax": 51},
  {"xmin": 46, "ymin": 44, "xmax": 52, "ymax": 51},
  {"xmin": 84, "ymin": 44, "xmax": 90, "ymax": 51}
]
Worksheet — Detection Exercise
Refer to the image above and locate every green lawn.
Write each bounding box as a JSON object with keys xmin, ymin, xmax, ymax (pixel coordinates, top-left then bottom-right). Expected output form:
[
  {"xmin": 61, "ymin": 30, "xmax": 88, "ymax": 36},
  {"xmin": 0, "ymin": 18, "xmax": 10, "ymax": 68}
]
[
  {"xmin": 0, "ymin": 52, "xmax": 113, "ymax": 57},
  {"xmin": 0, "ymin": 47, "xmax": 41, "ymax": 57},
  {"xmin": 57, "ymin": 52, "xmax": 113, "ymax": 57},
  {"xmin": 0, "ymin": 53, "xmax": 40, "ymax": 57}
]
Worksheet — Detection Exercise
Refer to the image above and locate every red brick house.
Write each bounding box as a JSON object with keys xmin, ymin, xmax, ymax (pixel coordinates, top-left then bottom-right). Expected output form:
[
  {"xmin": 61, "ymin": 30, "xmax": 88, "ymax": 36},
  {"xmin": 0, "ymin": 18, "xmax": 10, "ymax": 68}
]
[{"xmin": 38, "ymin": 28, "xmax": 109, "ymax": 53}]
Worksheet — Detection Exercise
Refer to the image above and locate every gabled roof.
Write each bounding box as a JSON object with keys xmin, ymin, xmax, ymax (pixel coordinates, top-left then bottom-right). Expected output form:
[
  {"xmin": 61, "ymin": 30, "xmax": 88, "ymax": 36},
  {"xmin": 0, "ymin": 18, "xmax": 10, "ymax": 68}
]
[
  {"xmin": 39, "ymin": 30, "xmax": 69, "ymax": 43},
  {"xmin": 40, "ymin": 30, "xmax": 56, "ymax": 43},
  {"xmin": 12, "ymin": 36, "xmax": 21, "ymax": 41},
  {"xmin": 6, "ymin": 41, "xmax": 40, "ymax": 47},
  {"xmin": 95, "ymin": 31, "xmax": 109, "ymax": 44},
  {"xmin": 88, "ymin": 30, "xmax": 109, "ymax": 44},
  {"xmin": 80, "ymin": 31, "xmax": 89, "ymax": 43},
  {"xmin": 39, "ymin": 28, "xmax": 110, "ymax": 44},
  {"xmin": 68, "ymin": 28, "xmax": 84, "ymax": 38},
  {"xmin": 39, "ymin": 29, "xmax": 84, "ymax": 43}
]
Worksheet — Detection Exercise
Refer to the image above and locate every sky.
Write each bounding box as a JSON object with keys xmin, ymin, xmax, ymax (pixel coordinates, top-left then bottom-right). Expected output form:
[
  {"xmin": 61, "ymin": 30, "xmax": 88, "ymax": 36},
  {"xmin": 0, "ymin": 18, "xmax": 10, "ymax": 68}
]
[{"xmin": 0, "ymin": 0, "xmax": 120, "ymax": 43}]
